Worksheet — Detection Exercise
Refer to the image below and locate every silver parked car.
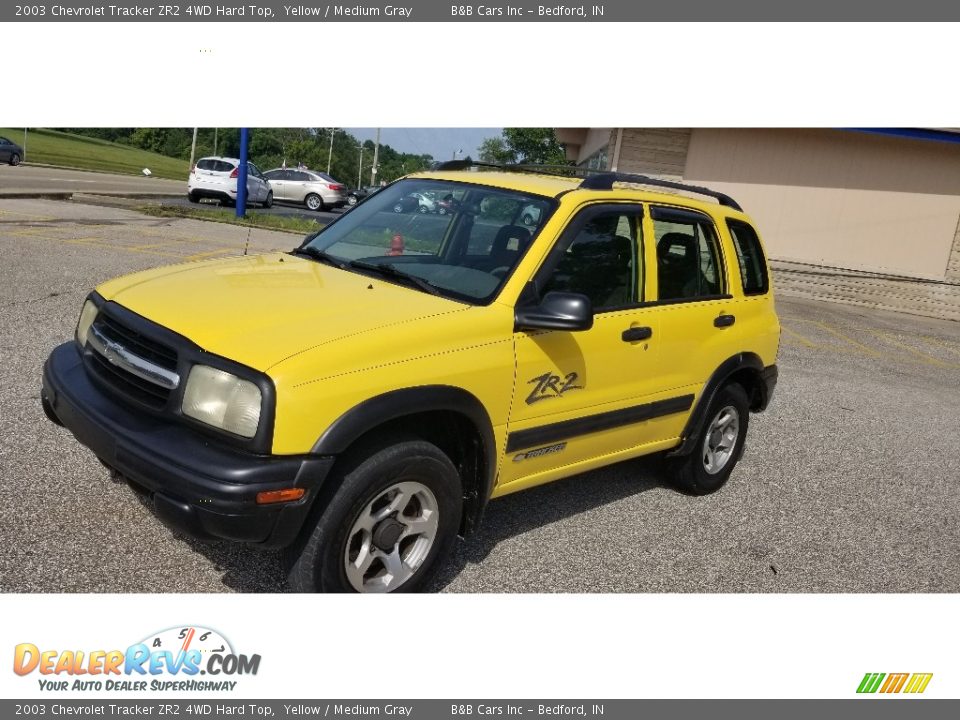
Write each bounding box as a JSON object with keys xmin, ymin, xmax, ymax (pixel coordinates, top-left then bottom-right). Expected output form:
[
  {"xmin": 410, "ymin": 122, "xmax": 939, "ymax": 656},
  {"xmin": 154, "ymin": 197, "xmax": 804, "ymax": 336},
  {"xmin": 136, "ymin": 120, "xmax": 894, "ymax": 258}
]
[{"xmin": 262, "ymin": 169, "xmax": 347, "ymax": 212}]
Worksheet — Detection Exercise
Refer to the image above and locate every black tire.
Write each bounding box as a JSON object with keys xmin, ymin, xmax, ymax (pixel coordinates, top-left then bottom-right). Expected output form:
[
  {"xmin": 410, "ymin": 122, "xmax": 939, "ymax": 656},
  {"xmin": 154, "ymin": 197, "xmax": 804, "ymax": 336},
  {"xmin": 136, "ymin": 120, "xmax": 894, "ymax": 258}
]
[
  {"xmin": 346, "ymin": 194, "xmax": 358, "ymax": 206},
  {"xmin": 418, "ymin": 205, "xmax": 429, "ymax": 214},
  {"xmin": 263, "ymin": 191, "xmax": 273, "ymax": 209},
  {"xmin": 284, "ymin": 439, "xmax": 462, "ymax": 593},
  {"xmin": 221, "ymin": 197, "xmax": 235, "ymax": 208},
  {"xmin": 10, "ymin": 153, "xmax": 21, "ymax": 166},
  {"xmin": 187, "ymin": 192, "xmax": 200, "ymax": 204},
  {"xmin": 666, "ymin": 383, "xmax": 749, "ymax": 496},
  {"xmin": 305, "ymin": 193, "xmax": 324, "ymax": 212},
  {"xmin": 393, "ymin": 203, "xmax": 404, "ymax": 213},
  {"xmin": 521, "ymin": 213, "xmax": 534, "ymax": 226}
]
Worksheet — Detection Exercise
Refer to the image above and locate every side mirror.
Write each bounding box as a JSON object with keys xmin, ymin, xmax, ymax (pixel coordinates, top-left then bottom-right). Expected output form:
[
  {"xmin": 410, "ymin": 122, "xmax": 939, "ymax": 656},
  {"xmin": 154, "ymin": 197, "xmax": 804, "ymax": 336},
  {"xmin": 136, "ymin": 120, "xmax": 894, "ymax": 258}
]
[{"xmin": 515, "ymin": 291, "xmax": 593, "ymax": 332}]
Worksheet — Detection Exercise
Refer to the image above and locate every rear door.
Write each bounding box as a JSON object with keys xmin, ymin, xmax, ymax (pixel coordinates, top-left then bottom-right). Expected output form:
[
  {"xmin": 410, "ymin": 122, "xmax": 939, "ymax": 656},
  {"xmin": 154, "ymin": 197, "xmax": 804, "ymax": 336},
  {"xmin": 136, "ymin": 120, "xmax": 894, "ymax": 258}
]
[
  {"xmin": 646, "ymin": 205, "xmax": 741, "ymax": 410},
  {"xmin": 501, "ymin": 203, "xmax": 673, "ymax": 491}
]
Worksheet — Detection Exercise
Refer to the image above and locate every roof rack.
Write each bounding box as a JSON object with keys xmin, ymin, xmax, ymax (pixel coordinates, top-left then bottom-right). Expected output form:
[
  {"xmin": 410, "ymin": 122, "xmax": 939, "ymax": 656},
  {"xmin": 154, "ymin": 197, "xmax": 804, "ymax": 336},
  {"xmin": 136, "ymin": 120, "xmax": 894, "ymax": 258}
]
[
  {"xmin": 429, "ymin": 158, "xmax": 742, "ymax": 211},
  {"xmin": 579, "ymin": 172, "xmax": 742, "ymax": 211}
]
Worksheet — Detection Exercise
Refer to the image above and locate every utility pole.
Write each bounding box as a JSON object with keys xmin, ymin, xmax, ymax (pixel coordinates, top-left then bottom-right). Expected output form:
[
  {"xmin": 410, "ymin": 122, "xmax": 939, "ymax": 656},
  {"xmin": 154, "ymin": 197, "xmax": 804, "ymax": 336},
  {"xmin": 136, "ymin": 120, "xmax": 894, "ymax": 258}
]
[
  {"xmin": 213, "ymin": 128, "xmax": 218, "ymax": 156},
  {"xmin": 23, "ymin": 129, "xmax": 27, "ymax": 162},
  {"xmin": 189, "ymin": 127, "xmax": 198, "ymax": 170},
  {"xmin": 370, "ymin": 128, "xmax": 380, "ymax": 186},
  {"xmin": 357, "ymin": 142, "xmax": 364, "ymax": 188},
  {"xmin": 327, "ymin": 128, "xmax": 336, "ymax": 174}
]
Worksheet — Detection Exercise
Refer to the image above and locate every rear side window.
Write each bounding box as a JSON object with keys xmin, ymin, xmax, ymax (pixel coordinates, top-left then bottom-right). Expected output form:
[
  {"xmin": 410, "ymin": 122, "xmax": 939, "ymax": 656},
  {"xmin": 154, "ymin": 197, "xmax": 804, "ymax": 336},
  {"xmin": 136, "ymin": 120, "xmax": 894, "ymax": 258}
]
[
  {"xmin": 197, "ymin": 159, "xmax": 235, "ymax": 173},
  {"xmin": 652, "ymin": 207, "xmax": 725, "ymax": 301},
  {"xmin": 726, "ymin": 219, "xmax": 769, "ymax": 295}
]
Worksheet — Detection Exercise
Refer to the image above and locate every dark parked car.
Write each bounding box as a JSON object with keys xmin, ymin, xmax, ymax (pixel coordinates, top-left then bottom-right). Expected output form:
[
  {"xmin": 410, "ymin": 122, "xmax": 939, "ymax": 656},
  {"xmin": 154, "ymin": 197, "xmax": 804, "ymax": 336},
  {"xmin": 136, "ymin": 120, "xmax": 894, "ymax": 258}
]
[
  {"xmin": 0, "ymin": 137, "xmax": 23, "ymax": 165},
  {"xmin": 346, "ymin": 185, "xmax": 384, "ymax": 206}
]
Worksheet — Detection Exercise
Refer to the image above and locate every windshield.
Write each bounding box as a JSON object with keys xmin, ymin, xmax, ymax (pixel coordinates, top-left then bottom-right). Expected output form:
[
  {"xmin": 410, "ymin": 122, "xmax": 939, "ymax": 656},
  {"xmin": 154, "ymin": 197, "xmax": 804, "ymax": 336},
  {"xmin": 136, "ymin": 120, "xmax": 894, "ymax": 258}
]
[{"xmin": 300, "ymin": 178, "xmax": 555, "ymax": 304}]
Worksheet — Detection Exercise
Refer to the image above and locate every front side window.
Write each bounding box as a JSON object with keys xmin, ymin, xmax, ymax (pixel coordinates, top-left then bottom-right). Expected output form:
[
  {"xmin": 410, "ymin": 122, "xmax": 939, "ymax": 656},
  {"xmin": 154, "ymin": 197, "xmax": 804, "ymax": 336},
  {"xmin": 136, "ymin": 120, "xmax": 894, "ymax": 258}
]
[
  {"xmin": 540, "ymin": 208, "xmax": 642, "ymax": 311},
  {"xmin": 653, "ymin": 208, "xmax": 725, "ymax": 301},
  {"xmin": 300, "ymin": 179, "xmax": 554, "ymax": 304}
]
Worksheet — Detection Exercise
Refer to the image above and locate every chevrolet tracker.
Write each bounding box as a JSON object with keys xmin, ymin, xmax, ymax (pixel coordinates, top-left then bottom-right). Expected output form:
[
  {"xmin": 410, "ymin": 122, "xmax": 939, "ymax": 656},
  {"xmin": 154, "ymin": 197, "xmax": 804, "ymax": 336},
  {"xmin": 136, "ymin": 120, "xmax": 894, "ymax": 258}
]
[{"xmin": 42, "ymin": 162, "xmax": 780, "ymax": 593}]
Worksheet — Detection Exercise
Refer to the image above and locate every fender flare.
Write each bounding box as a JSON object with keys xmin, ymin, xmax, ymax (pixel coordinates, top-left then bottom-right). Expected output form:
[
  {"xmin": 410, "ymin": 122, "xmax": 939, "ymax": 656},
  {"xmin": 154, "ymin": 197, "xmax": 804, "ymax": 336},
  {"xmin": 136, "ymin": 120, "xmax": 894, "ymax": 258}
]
[
  {"xmin": 666, "ymin": 352, "xmax": 765, "ymax": 458},
  {"xmin": 312, "ymin": 385, "xmax": 497, "ymax": 529}
]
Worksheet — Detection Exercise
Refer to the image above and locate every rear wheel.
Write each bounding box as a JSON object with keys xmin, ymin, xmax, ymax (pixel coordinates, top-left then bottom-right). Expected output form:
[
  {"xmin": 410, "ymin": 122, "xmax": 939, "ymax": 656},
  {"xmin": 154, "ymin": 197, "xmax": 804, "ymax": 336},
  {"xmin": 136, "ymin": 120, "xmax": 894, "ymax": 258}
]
[
  {"xmin": 305, "ymin": 193, "xmax": 324, "ymax": 211},
  {"xmin": 666, "ymin": 383, "xmax": 749, "ymax": 495},
  {"xmin": 284, "ymin": 440, "xmax": 462, "ymax": 593}
]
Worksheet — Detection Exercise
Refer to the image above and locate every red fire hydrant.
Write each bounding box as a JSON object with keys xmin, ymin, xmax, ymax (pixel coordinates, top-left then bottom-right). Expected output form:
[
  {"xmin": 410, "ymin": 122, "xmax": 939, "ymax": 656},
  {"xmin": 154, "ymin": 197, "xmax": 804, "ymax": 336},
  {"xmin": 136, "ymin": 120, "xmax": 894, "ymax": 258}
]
[{"xmin": 388, "ymin": 233, "xmax": 405, "ymax": 256}]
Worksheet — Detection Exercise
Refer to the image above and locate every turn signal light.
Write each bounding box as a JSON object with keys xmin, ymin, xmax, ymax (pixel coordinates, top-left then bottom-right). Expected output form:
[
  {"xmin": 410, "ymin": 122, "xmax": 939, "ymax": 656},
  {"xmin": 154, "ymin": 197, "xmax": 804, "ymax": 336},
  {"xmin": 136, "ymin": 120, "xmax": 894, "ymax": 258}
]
[{"xmin": 256, "ymin": 488, "xmax": 305, "ymax": 505}]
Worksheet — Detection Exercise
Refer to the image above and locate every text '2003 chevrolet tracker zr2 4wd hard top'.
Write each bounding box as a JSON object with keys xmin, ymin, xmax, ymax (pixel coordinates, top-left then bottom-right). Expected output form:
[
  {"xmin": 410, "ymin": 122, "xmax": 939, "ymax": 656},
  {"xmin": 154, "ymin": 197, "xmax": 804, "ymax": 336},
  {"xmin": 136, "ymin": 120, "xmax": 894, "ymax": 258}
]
[{"xmin": 42, "ymin": 162, "xmax": 780, "ymax": 593}]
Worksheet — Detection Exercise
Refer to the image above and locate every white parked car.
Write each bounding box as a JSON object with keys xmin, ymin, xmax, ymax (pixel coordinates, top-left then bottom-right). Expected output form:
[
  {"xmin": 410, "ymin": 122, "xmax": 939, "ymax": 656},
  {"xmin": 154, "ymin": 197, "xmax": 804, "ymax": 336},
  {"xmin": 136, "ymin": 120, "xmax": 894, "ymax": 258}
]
[
  {"xmin": 187, "ymin": 157, "xmax": 273, "ymax": 208},
  {"xmin": 262, "ymin": 169, "xmax": 347, "ymax": 212}
]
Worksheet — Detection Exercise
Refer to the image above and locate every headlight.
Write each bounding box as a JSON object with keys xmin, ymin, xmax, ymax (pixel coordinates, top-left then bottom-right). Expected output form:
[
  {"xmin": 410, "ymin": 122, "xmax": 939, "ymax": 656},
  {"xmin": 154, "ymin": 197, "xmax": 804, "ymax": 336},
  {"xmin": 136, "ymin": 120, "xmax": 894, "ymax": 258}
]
[
  {"xmin": 182, "ymin": 365, "xmax": 262, "ymax": 438},
  {"xmin": 75, "ymin": 300, "xmax": 99, "ymax": 348}
]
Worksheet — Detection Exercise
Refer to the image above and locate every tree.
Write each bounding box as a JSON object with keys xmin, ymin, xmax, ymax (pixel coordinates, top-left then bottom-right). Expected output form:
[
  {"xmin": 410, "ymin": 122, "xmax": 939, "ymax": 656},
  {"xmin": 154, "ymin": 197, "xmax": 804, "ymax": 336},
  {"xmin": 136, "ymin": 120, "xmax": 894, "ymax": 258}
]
[
  {"xmin": 478, "ymin": 136, "xmax": 515, "ymax": 164},
  {"xmin": 477, "ymin": 129, "xmax": 569, "ymax": 166},
  {"xmin": 502, "ymin": 128, "xmax": 567, "ymax": 164}
]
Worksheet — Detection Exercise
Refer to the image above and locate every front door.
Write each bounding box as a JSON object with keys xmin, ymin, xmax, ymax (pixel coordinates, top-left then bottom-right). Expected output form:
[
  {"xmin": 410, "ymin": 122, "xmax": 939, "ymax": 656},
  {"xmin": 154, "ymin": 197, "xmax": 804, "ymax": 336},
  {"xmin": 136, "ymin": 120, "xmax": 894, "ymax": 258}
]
[{"xmin": 501, "ymin": 203, "xmax": 679, "ymax": 491}]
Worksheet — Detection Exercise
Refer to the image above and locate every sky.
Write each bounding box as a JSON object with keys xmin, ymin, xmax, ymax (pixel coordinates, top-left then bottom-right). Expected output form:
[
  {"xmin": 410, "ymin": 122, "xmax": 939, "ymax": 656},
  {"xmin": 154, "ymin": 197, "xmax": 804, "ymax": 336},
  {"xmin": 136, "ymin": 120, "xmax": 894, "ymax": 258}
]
[{"xmin": 345, "ymin": 128, "xmax": 501, "ymax": 161}]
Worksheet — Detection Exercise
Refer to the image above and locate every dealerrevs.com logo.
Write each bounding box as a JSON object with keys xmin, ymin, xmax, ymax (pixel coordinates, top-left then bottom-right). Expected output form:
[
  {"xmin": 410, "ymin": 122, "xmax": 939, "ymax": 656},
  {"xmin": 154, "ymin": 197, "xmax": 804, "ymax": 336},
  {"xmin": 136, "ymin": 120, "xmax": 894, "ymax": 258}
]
[
  {"xmin": 857, "ymin": 673, "xmax": 933, "ymax": 695},
  {"xmin": 13, "ymin": 626, "xmax": 261, "ymax": 692}
]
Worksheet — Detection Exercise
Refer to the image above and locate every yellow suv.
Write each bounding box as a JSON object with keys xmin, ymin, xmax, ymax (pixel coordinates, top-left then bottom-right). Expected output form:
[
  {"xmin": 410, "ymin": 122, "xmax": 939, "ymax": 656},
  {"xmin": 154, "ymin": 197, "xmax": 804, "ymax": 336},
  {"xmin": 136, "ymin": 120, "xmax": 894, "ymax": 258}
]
[{"xmin": 42, "ymin": 163, "xmax": 779, "ymax": 593}]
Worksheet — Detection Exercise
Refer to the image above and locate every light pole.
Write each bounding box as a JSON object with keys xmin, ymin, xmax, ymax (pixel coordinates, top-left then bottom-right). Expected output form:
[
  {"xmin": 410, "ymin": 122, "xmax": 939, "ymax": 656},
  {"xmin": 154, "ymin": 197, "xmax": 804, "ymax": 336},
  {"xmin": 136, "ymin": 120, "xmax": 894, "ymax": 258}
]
[
  {"xmin": 370, "ymin": 128, "xmax": 380, "ymax": 186},
  {"xmin": 189, "ymin": 127, "xmax": 198, "ymax": 170},
  {"xmin": 22, "ymin": 128, "xmax": 27, "ymax": 162},
  {"xmin": 357, "ymin": 142, "xmax": 364, "ymax": 188},
  {"xmin": 327, "ymin": 128, "xmax": 336, "ymax": 175}
]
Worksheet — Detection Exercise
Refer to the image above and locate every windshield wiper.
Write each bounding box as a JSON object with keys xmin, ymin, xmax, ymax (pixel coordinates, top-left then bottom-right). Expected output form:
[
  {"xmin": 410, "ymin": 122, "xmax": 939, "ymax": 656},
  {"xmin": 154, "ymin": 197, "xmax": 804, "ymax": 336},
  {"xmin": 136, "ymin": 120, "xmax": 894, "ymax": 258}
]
[
  {"xmin": 290, "ymin": 246, "xmax": 346, "ymax": 269},
  {"xmin": 348, "ymin": 260, "xmax": 441, "ymax": 296}
]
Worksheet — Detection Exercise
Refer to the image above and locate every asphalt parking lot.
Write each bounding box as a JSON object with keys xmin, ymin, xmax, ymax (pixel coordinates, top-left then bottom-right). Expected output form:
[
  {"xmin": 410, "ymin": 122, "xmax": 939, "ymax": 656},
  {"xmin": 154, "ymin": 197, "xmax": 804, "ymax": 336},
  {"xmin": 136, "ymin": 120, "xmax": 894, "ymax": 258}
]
[{"xmin": 1, "ymin": 198, "xmax": 958, "ymax": 593}]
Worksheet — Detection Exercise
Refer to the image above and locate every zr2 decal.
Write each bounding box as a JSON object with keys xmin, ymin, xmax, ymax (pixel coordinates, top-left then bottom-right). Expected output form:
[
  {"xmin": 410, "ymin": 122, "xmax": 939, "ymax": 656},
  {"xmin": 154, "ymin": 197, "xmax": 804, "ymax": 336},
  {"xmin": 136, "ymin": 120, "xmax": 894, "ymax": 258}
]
[{"xmin": 526, "ymin": 371, "xmax": 582, "ymax": 405}]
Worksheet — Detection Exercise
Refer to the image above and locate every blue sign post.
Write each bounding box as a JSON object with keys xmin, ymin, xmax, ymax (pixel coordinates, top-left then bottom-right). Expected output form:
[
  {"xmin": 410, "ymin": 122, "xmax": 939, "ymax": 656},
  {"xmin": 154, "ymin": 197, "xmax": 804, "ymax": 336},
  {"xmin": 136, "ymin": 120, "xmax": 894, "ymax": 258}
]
[{"xmin": 236, "ymin": 127, "xmax": 249, "ymax": 218}]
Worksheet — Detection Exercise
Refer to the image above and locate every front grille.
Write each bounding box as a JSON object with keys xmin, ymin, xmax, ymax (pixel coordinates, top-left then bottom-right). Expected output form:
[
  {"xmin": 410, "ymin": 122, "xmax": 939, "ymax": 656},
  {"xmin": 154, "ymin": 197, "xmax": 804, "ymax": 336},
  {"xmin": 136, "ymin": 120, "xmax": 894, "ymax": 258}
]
[
  {"xmin": 96, "ymin": 313, "xmax": 178, "ymax": 371},
  {"xmin": 86, "ymin": 313, "xmax": 179, "ymax": 409}
]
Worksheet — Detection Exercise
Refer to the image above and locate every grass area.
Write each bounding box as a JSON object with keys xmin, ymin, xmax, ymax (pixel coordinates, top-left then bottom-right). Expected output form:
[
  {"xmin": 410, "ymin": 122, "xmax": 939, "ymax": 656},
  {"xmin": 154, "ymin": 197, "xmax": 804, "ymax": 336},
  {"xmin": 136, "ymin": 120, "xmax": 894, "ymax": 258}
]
[
  {"xmin": 137, "ymin": 204, "xmax": 325, "ymax": 235},
  {"xmin": 1, "ymin": 128, "xmax": 189, "ymax": 180}
]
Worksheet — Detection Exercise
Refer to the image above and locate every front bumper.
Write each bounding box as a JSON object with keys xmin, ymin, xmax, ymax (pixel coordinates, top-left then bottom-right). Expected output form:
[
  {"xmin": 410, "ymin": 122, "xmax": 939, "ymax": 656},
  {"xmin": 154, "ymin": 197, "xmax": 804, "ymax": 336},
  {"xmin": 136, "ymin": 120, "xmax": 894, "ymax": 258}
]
[{"xmin": 42, "ymin": 342, "xmax": 333, "ymax": 548}]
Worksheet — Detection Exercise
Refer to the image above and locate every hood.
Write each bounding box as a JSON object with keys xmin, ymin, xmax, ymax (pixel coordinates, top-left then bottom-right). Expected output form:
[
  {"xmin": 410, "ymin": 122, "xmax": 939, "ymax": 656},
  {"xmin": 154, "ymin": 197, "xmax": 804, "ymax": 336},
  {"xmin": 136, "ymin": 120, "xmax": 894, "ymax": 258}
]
[{"xmin": 95, "ymin": 253, "xmax": 468, "ymax": 372}]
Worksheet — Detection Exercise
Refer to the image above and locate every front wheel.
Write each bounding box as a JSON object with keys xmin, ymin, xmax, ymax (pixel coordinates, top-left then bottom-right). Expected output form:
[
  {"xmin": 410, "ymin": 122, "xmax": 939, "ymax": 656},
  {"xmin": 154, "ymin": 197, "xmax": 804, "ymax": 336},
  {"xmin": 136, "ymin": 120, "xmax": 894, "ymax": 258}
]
[
  {"xmin": 263, "ymin": 191, "xmax": 273, "ymax": 209},
  {"xmin": 347, "ymin": 195, "xmax": 359, "ymax": 206},
  {"xmin": 285, "ymin": 440, "xmax": 462, "ymax": 593},
  {"xmin": 666, "ymin": 383, "xmax": 749, "ymax": 495},
  {"xmin": 9, "ymin": 153, "xmax": 21, "ymax": 166},
  {"xmin": 418, "ymin": 205, "xmax": 429, "ymax": 214}
]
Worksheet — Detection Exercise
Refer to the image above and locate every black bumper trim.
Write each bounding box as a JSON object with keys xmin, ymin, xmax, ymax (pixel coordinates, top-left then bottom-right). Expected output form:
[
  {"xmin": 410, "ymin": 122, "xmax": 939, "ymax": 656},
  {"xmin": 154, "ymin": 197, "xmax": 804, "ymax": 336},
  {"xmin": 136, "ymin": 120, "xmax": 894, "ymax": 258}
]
[{"xmin": 42, "ymin": 342, "xmax": 333, "ymax": 548}]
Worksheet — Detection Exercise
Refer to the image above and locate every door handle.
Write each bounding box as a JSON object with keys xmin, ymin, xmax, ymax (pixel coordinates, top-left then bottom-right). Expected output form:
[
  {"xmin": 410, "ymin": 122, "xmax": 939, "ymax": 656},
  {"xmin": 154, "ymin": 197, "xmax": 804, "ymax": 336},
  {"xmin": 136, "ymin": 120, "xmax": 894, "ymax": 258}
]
[
  {"xmin": 622, "ymin": 326, "xmax": 653, "ymax": 342},
  {"xmin": 714, "ymin": 314, "xmax": 736, "ymax": 328}
]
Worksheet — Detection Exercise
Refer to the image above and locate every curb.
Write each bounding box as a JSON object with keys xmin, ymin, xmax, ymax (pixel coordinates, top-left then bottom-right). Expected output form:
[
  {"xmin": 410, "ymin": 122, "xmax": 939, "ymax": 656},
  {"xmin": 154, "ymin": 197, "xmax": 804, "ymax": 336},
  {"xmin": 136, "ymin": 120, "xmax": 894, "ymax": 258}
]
[{"xmin": 0, "ymin": 191, "xmax": 183, "ymax": 200}]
